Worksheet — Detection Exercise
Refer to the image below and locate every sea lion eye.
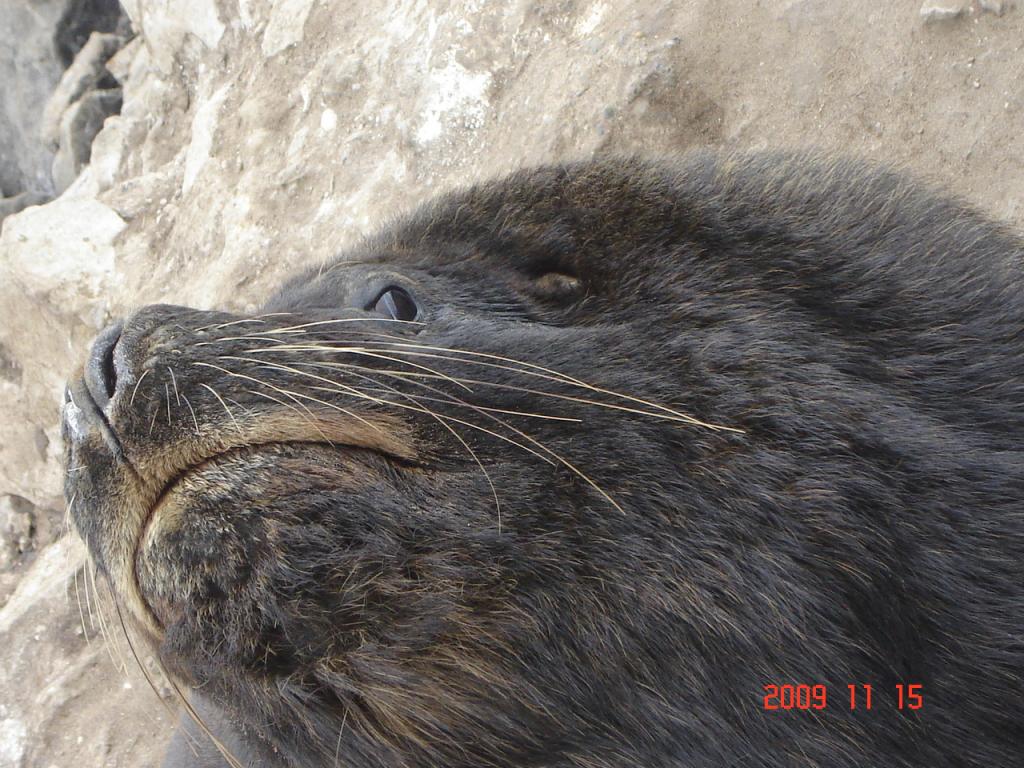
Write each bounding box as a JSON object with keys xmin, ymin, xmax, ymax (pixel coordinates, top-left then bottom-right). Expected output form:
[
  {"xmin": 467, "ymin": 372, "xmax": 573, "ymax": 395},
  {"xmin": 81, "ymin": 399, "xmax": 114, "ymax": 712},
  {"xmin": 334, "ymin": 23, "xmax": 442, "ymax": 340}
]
[{"xmin": 372, "ymin": 286, "xmax": 418, "ymax": 321}]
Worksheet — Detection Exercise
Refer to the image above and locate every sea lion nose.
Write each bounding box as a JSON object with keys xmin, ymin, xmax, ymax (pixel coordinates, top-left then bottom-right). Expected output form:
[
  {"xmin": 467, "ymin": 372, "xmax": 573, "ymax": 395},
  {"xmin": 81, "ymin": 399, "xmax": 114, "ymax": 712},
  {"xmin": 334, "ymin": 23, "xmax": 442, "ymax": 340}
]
[{"xmin": 84, "ymin": 320, "xmax": 124, "ymax": 410}]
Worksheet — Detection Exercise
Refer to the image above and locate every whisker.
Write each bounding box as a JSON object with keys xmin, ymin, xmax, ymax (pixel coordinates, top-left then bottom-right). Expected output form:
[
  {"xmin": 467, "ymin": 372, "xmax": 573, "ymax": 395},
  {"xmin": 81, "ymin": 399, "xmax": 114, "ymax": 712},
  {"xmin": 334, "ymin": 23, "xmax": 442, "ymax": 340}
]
[
  {"xmin": 299, "ymin": 364, "xmax": 504, "ymax": 531},
  {"xmin": 194, "ymin": 362, "xmax": 338, "ymax": 445},
  {"xmin": 167, "ymin": 367, "xmax": 182, "ymax": 407},
  {"xmin": 265, "ymin": 358, "xmax": 578, "ymax": 423},
  {"xmin": 333, "ymin": 704, "xmax": 351, "ymax": 768},
  {"xmin": 194, "ymin": 361, "xmax": 387, "ymax": 443},
  {"xmin": 335, "ymin": 384, "xmax": 580, "ymax": 422},
  {"xmin": 361, "ymin": 369, "xmax": 704, "ymax": 425},
  {"xmin": 64, "ymin": 492, "xmax": 76, "ymax": 532},
  {"xmin": 373, "ymin": 342, "xmax": 743, "ymax": 433},
  {"xmin": 246, "ymin": 317, "xmax": 426, "ymax": 334},
  {"xmin": 109, "ymin": 591, "xmax": 246, "ymax": 768},
  {"xmin": 194, "ymin": 317, "xmax": 425, "ymax": 346},
  {"xmin": 236, "ymin": 357, "xmax": 556, "ymax": 467},
  {"xmin": 181, "ymin": 392, "xmax": 201, "ymax": 434},
  {"xmin": 234, "ymin": 358, "xmax": 623, "ymax": 513},
  {"xmin": 72, "ymin": 567, "xmax": 91, "ymax": 644},
  {"xmin": 86, "ymin": 559, "xmax": 126, "ymax": 674},
  {"xmin": 193, "ymin": 312, "xmax": 295, "ymax": 333},
  {"xmin": 226, "ymin": 345, "xmax": 474, "ymax": 393},
  {"xmin": 129, "ymin": 369, "xmax": 151, "ymax": 406},
  {"xmin": 302, "ymin": 369, "xmax": 624, "ymax": 513},
  {"xmin": 241, "ymin": 339, "xmax": 740, "ymax": 433},
  {"xmin": 199, "ymin": 382, "xmax": 242, "ymax": 434},
  {"xmin": 221, "ymin": 359, "xmax": 393, "ymax": 441}
]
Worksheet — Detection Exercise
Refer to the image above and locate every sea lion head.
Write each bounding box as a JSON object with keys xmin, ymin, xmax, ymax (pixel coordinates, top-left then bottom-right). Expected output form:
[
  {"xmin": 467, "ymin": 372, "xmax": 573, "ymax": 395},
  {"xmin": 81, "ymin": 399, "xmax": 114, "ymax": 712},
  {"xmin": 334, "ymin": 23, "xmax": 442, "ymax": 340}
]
[
  {"xmin": 63, "ymin": 155, "xmax": 1024, "ymax": 766},
  {"xmin": 63, "ymin": 160, "xmax": 752, "ymax": 765}
]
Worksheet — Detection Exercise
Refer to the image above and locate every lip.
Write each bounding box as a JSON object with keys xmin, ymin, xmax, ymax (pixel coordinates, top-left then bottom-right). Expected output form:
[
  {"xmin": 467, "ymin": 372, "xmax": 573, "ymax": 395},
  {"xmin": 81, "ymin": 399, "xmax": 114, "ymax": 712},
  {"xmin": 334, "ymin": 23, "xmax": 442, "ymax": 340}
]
[
  {"xmin": 131, "ymin": 440, "xmax": 367, "ymax": 627},
  {"xmin": 130, "ymin": 444, "xmax": 263, "ymax": 633}
]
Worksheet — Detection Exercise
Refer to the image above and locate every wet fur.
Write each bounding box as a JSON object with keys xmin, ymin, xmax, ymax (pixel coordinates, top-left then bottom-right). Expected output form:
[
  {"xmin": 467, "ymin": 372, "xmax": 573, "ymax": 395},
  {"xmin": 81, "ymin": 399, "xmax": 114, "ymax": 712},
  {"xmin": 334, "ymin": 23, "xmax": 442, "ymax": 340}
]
[{"xmin": 65, "ymin": 152, "xmax": 1024, "ymax": 767}]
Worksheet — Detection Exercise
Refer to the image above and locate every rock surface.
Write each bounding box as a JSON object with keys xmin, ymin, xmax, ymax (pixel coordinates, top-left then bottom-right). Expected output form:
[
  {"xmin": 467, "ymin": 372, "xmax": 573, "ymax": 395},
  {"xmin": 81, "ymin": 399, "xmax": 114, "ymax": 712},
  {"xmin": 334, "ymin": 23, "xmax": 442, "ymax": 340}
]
[
  {"xmin": 51, "ymin": 88, "xmax": 125, "ymax": 194},
  {"xmin": 0, "ymin": 0, "xmax": 69, "ymax": 198},
  {"xmin": 41, "ymin": 32, "xmax": 126, "ymax": 151},
  {"xmin": 0, "ymin": 2, "xmax": 131, "ymax": 225},
  {"xmin": 920, "ymin": 0, "xmax": 970, "ymax": 20},
  {"xmin": 0, "ymin": 1, "xmax": 1023, "ymax": 766}
]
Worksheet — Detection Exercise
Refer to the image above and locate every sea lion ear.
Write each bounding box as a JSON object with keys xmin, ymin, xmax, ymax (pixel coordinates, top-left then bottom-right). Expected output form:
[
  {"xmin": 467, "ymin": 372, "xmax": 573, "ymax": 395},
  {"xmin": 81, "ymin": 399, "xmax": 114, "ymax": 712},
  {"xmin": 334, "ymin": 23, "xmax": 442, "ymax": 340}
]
[{"xmin": 529, "ymin": 271, "xmax": 583, "ymax": 301}]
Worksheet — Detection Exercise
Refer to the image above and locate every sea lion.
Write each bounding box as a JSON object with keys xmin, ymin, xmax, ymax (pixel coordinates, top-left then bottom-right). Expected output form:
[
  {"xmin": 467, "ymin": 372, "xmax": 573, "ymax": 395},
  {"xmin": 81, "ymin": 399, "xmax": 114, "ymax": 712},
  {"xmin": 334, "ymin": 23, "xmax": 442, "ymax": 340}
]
[{"xmin": 63, "ymin": 151, "xmax": 1024, "ymax": 767}]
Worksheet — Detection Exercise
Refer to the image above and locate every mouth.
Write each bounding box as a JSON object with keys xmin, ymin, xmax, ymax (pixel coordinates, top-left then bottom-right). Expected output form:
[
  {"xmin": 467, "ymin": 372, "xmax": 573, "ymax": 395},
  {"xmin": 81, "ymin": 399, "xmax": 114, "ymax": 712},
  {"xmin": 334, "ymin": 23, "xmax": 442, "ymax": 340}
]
[
  {"xmin": 134, "ymin": 441, "xmax": 313, "ymax": 562},
  {"xmin": 130, "ymin": 437, "xmax": 414, "ymax": 628}
]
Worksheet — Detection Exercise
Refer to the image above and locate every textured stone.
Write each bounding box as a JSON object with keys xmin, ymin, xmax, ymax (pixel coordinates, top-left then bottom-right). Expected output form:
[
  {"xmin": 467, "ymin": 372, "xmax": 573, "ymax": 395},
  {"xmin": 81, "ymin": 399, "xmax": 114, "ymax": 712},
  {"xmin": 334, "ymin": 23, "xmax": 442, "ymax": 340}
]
[
  {"xmin": 40, "ymin": 32, "xmax": 125, "ymax": 151},
  {"xmin": 0, "ymin": 192, "xmax": 50, "ymax": 227},
  {"xmin": 0, "ymin": 495, "xmax": 35, "ymax": 570},
  {"xmin": 0, "ymin": 0, "xmax": 69, "ymax": 198},
  {"xmin": 182, "ymin": 84, "xmax": 230, "ymax": 194},
  {"xmin": 50, "ymin": 88, "xmax": 124, "ymax": 194},
  {"xmin": 103, "ymin": 34, "xmax": 143, "ymax": 85},
  {"xmin": 0, "ymin": 197, "xmax": 124, "ymax": 307},
  {"xmin": 979, "ymin": 0, "xmax": 1014, "ymax": 14},
  {"xmin": 262, "ymin": 0, "xmax": 317, "ymax": 56},
  {"xmin": 119, "ymin": 0, "xmax": 224, "ymax": 73},
  {"xmin": 920, "ymin": 1, "xmax": 969, "ymax": 21},
  {"xmin": 54, "ymin": 0, "xmax": 130, "ymax": 67}
]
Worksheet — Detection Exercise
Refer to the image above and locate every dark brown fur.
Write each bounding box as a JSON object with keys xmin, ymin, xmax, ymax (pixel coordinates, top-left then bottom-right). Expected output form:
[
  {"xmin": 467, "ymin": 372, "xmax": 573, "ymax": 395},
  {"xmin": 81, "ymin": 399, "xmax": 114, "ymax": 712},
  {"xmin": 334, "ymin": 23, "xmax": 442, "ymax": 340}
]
[{"xmin": 64, "ymin": 152, "xmax": 1024, "ymax": 767}]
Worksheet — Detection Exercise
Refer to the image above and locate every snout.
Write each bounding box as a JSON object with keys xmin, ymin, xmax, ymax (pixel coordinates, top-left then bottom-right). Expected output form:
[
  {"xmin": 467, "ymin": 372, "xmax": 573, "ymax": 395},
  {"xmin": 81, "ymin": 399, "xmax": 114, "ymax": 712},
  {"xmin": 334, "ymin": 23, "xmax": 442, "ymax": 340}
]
[
  {"xmin": 84, "ymin": 320, "xmax": 124, "ymax": 411},
  {"xmin": 62, "ymin": 319, "xmax": 126, "ymax": 459}
]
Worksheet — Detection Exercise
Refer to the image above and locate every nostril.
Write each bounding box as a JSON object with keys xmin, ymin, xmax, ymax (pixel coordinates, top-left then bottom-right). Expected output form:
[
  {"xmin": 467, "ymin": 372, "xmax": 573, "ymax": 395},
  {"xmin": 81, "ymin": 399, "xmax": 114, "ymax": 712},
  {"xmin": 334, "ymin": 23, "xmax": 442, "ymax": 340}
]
[{"xmin": 85, "ymin": 321, "xmax": 124, "ymax": 410}]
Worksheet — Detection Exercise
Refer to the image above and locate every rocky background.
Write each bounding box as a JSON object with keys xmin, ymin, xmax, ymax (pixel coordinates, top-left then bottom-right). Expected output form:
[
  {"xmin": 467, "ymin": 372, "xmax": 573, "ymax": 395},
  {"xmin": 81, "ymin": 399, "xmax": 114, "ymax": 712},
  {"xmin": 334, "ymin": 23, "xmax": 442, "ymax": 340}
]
[{"xmin": 0, "ymin": 0, "xmax": 1022, "ymax": 765}]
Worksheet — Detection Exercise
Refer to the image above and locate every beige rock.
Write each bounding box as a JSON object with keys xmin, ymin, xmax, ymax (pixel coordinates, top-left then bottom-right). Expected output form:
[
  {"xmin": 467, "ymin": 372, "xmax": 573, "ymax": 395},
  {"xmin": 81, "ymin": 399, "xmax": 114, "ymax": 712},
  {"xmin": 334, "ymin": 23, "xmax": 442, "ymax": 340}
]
[
  {"xmin": 39, "ymin": 33, "xmax": 124, "ymax": 151},
  {"xmin": 980, "ymin": 0, "xmax": 1017, "ymax": 13},
  {"xmin": 50, "ymin": 89, "xmax": 123, "ymax": 194},
  {"xmin": 920, "ymin": 0, "xmax": 969, "ymax": 20},
  {"xmin": 0, "ymin": 495, "xmax": 35, "ymax": 570},
  {"xmin": 262, "ymin": 0, "xmax": 317, "ymax": 56},
  {"xmin": 0, "ymin": 191, "xmax": 49, "ymax": 226},
  {"xmin": 121, "ymin": 0, "xmax": 225, "ymax": 74}
]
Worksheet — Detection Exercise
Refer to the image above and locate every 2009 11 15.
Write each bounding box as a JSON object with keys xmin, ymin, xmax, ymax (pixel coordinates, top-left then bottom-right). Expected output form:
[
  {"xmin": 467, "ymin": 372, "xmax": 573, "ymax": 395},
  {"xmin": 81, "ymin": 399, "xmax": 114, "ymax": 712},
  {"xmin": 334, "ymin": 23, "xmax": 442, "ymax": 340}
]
[{"xmin": 763, "ymin": 684, "xmax": 923, "ymax": 711}]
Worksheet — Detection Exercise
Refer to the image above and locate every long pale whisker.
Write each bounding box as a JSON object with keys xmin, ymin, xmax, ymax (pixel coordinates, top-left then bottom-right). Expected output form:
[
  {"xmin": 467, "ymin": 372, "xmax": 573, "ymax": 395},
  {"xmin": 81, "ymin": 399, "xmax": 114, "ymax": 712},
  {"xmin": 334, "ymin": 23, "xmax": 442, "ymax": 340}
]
[
  {"xmin": 199, "ymin": 382, "xmax": 242, "ymax": 434},
  {"xmin": 201, "ymin": 359, "xmax": 392, "ymax": 442},
  {"xmin": 167, "ymin": 367, "xmax": 182, "ymax": 407},
  {"xmin": 194, "ymin": 318, "xmax": 424, "ymax": 348},
  {"xmin": 241, "ymin": 340, "xmax": 739, "ymax": 433},
  {"xmin": 180, "ymin": 392, "xmax": 201, "ymax": 434},
  {"xmin": 109, "ymin": 589, "xmax": 245, "ymax": 768},
  {"xmin": 305, "ymin": 365, "xmax": 505, "ymax": 532},
  {"xmin": 353, "ymin": 368, "xmax": 702, "ymax": 425},
  {"xmin": 369, "ymin": 341, "xmax": 742, "ymax": 433},
  {"xmin": 228, "ymin": 345, "xmax": 474, "ymax": 394},
  {"xmin": 293, "ymin": 361, "xmax": 579, "ymax": 423},
  {"xmin": 87, "ymin": 559, "xmax": 127, "ymax": 674},
  {"xmin": 73, "ymin": 567, "xmax": 91, "ymax": 645},
  {"xmin": 193, "ymin": 312, "xmax": 295, "ymax": 333},
  {"xmin": 234, "ymin": 357, "xmax": 556, "ymax": 468},
  {"xmin": 195, "ymin": 362, "xmax": 357, "ymax": 445},
  {"xmin": 129, "ymin": 368, "xmax": 151, "ymax": 407},
  {"xmin": 243, "ymin": 357, "xmax": 620, "ymax": 511},
  {"xmin": 242, "ymin": 317, "xmax": 425, "ymax": 335}
]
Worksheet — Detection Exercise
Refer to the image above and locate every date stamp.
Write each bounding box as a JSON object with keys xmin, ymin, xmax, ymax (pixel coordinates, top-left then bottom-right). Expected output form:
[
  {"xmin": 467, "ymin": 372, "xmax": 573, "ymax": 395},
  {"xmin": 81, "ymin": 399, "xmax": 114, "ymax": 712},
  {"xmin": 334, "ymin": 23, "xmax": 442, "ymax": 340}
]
[{"xmin": 763, "ymin": 684, "xmax": 924, "ymax": 711}]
